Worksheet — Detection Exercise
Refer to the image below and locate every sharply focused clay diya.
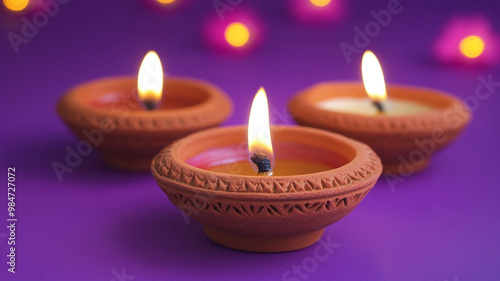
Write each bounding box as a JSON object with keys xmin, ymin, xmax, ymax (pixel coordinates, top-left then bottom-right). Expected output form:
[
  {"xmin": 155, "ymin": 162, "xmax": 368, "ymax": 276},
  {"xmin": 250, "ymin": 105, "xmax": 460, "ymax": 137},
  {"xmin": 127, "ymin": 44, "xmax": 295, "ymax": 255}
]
[
  {"xmin": 151, "ymin": 88, "xmax": 382, "ymax": 252},
  {"xmin": 289, "ymin": 51, "xmax": 471, "ymax": 173},
  {"xmin": 57, "ymin": 51, "xmax": 232, "ymax": 170}
]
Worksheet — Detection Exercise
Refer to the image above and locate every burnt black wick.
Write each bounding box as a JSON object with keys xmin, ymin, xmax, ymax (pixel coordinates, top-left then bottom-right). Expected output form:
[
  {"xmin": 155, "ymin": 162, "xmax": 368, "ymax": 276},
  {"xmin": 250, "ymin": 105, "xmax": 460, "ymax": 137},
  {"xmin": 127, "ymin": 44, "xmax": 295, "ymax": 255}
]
[
  {"xmin": 250, "ymin": 153, "xmax": 272, "ymax": 173},
  {"xmin": 143, "ymin": 100, "xmax": 156, "ymax": 111},
  {"xmin": 372, "ymin": 100, "xmax": 384, "ymax": 113}
]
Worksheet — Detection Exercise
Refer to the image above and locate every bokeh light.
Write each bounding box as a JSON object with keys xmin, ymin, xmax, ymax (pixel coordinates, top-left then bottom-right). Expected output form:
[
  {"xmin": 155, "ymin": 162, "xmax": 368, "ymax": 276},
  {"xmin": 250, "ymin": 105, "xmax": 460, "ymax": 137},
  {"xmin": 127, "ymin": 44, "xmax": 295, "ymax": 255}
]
[
  {"xmin": 433, "ymin": 16, "xmax": 499, "ymax": 66},
  {"xmin": 225, "ymin": 22, "xmax": 250, "ymax": 47},
  {"xmin": 310, "ymin": 0, "xmax": 331, "ymax": 7},
  {"xmin": 203, "ymin": 9, "xmax": 263, "ymax": 54},
  {"xmin": 459, "ymin": 35, "xmax": 485, "ymax": 58},
  {"xmin": 289, "ymin": 0, "xmax": 345, "ymax": 24},
  {"xmin": 3, "ymin": 0, "xmax": 29, "ymax": 11},
  {"xmin": 156, "ymin": 0, "xmax": 175, "ymax": 4}
]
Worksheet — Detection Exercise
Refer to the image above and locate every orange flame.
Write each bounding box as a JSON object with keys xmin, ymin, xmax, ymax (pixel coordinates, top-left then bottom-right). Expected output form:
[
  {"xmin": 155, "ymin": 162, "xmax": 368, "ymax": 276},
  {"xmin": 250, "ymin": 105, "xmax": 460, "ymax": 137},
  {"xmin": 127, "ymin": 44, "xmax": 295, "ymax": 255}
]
[
  {"xmin": 362, "ymin": 50, "xmax": 387, "ymax": 102},
  {"xmin": 137, "ymin": 51, "xmax": 163, "ymax": 110},
  {"xmin": 248, "ymin": 87, "xmax": 274, "ymax": 171}
]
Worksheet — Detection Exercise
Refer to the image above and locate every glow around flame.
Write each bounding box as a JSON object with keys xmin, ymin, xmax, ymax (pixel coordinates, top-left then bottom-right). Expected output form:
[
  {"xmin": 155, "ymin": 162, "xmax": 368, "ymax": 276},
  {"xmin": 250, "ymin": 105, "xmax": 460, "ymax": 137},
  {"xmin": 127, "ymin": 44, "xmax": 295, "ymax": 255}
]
[
  {"xmin": 248, "ymin": 87, "xmax": 274, "ymax": 170},
  {"xmin": 138, "ymin": 51, "xmax": 163, "ymax": 109},
  {"xmin": 362, "ymin": 50, "xmax": 387, "ymax": 102}
]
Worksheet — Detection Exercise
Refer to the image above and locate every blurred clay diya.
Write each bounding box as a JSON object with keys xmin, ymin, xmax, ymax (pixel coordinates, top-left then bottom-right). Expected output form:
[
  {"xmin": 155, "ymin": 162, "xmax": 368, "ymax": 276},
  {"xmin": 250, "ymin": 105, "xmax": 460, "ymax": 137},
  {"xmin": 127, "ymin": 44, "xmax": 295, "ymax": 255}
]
[
  {"xmin": 151, "ymin": 88, "xmax": 382, "ymax": 253},
  {"xmin": 289, "ymin": 51, "xmax": 471, "ymax": 174},
  {"xmin": 57, "ymin": 51, "xmax": 232, "ymax": 170}
]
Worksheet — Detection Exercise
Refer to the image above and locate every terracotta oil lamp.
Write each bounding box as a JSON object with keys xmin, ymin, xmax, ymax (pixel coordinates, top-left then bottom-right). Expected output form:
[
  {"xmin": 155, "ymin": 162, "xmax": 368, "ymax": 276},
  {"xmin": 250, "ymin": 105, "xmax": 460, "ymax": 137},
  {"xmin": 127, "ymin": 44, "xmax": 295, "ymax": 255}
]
[
  {"xmin": 57, "ymin": 51, "xmax": 232, "ymax": 170},
  {"xmin": 288, "ymin": 51, "xmax": 471, "ymax": 174},
  {"xmin": 151, "ymin": 88, "xmax": 382, "ymax": 252}
]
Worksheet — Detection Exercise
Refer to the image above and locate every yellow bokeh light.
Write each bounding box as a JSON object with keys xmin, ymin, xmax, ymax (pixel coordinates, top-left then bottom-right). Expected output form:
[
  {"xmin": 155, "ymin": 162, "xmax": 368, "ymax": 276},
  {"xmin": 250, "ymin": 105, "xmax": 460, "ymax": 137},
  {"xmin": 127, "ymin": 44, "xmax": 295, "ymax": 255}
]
[
  {"xmin": 310, "ymin": 0, "xmax": 331, "ymax": 7},
  {"xmin": 157, "ymin": 0, "xmax": 175, "ymax": 4},
  {"xmin": 225, "ymin": 22, "xmax": 250, "ymax": 47},
  {"xmin": 3, "ymin": 0, "xmax": 29, "ymax": 11},
  {"xmin": 459, "ymin": 35, "xmax": 485, "ymax": 58}
]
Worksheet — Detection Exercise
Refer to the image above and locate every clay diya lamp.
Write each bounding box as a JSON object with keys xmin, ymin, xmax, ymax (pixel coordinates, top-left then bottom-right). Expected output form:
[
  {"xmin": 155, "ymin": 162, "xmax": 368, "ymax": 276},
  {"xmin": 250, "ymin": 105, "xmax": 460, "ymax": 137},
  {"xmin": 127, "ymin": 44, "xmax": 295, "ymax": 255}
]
[
  {"xmin": 289, "ymin": 51, "xmax": 471, "ymax": 174},
  {"xmin": 57, "ymin": 51, "xmax": 232, "ymax": 170},
  {"xmin": 151, "ymin": 88, "xmax": 383, "ymax": 252}
]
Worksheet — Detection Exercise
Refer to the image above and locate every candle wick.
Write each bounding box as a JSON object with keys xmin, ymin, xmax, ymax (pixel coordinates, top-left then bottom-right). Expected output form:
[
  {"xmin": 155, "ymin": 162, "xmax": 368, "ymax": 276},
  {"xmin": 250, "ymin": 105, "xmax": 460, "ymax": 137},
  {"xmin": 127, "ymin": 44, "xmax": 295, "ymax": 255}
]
[
  {"xmin": 250, "ymin": 153, "xmax": 273, "ymax": 176},
  {"xmin": 372, "ymin": 100, "xmax": 384, "ymax": 113},
  {"xmin": 143, "ymin": 100, "xmax": 156, "ymax": 111}
]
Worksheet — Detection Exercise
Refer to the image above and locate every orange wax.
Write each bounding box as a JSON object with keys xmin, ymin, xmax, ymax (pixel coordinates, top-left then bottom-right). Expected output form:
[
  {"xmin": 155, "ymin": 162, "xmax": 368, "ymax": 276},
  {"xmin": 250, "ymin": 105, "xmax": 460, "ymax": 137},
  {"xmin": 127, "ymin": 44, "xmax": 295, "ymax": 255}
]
[{"xmin": 207, "ymin": 159, "xmax": 332, "ymax": 176}]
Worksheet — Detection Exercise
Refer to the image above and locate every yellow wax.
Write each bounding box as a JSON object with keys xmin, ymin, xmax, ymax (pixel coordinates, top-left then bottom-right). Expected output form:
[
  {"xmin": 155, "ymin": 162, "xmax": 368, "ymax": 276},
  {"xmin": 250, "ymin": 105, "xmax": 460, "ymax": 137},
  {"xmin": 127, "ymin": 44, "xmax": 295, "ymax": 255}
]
[
  {"xmin": 317, "ymin": 98, "xmax": 435, "ymax": 116},
  {"xmin": 207, "ymin": 159, "xmax": 332, "ymax": 176}
]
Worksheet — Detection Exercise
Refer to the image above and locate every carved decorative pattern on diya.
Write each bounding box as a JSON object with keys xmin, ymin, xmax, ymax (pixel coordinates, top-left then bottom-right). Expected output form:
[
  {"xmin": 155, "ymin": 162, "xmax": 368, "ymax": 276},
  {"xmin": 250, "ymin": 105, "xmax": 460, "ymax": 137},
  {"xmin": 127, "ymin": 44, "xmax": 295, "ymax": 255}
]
[{"xmin": 151, "ymin": 125, "xmax": 383, "ymax": 252}]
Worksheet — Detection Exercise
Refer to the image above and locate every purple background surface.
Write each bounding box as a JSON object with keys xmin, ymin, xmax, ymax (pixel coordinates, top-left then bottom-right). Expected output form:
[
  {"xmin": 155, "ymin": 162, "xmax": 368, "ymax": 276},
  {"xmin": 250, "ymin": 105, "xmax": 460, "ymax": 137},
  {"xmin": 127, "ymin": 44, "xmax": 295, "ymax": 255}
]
[{"xmin": 1, "ymin": 0, "xmax": 499, "ymax": 280}]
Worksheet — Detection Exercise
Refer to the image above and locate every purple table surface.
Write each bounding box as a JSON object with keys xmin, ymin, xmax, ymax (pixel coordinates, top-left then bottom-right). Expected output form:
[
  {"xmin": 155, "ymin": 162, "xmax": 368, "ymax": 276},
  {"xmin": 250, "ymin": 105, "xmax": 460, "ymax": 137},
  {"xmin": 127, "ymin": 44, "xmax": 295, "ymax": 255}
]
[{"xmin": 1, "ymin": 0, "xmax": 499, "ymax": 280}]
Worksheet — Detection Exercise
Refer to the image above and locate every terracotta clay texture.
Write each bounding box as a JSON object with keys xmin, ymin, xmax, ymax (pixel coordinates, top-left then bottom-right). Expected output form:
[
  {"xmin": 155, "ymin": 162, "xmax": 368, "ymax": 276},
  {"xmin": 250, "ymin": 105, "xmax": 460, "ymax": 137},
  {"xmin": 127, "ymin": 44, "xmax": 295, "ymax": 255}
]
[
  {"xmin": 57, "ymin": 76, "xmax": 232, "ymax": 170},
  {"xmin": 288, "ymin": 83, "xmax": 472, "ymax": 174},
  {"xmin": 151, "ymin": 125, "xmax": 383, "ymax": 252}
]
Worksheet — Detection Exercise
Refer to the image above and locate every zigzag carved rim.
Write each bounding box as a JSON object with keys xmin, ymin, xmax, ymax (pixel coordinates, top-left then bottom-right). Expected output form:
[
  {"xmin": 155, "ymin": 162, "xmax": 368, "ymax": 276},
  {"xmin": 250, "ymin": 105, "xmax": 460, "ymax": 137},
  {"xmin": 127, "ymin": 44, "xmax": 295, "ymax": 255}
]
[
  {"xmin": 152, "ymin": 125, "xmax": 383, "ymax": 195},
  {"xmin": 164, "ymin": 187, "xmax": 372, "ymax": 217}
]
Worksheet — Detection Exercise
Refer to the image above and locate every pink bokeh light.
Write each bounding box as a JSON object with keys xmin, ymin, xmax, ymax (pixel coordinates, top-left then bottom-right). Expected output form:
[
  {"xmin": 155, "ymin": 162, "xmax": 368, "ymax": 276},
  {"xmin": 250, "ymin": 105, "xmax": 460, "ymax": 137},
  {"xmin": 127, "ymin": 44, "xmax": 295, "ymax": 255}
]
[
  {"xmin": 141, "ymin": 0, "xmax": 190, "ymax": 12},
  {"xmin": 203, "ymin": 9, "xmax": 264, "ymax": 55},
  {"xmin": 434, "ymin": 15, "xmax": 500, "ymax": 67},
  {"xmin": 289, "ymin": 0, "xmax": 346, "ymax": 24}
]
